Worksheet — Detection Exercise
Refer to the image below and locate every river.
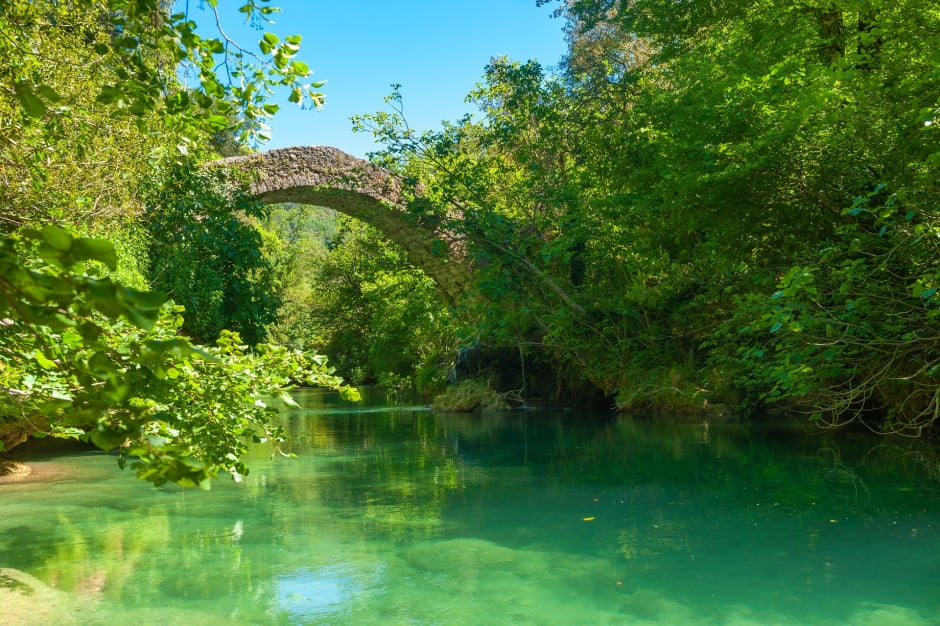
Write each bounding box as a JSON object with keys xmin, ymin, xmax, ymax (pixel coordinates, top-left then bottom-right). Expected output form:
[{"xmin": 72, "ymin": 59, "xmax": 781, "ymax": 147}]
[{"xmin": 1, "ymin": 388, "xmax": 939, "ymax": 625}]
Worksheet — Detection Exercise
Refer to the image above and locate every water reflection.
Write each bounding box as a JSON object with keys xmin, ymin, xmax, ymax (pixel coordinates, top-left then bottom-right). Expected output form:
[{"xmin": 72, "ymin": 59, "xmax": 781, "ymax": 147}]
[
  {"xmin": 1, "ymin": 392, "xmax": 939, "ymax": 624},
  {"xmin": 275, "ymin": 564, "xmax": 377, "ymax": 621}
]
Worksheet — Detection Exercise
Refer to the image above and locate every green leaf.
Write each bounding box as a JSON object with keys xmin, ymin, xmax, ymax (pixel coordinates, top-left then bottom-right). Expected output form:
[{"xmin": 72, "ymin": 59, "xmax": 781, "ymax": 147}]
[
  {"xmin": 279, "ymin": 391, "xmax": 300, "ymax": 408},
  {"xmin": 90, "ymin": 427, "xmax": 129, "ymax": 452},
  {"xmin": 340, "ymin": 386, "xmax": 362, "ymax": 402},
  {"xmin": 123, "ymin": 306, "xmax": 159, "ymax": 331},
  {"xmin": 32, "ymin": 350, "xmax": 58, "ymax": 370},
  {"xmin": 120, "ymin": 287, "xmax": 167, "ymax": 310},
  {"xmin": 207, "ymin": 114, "xmax": 229, "ymax": 129},
  {"xmin": 36, "ymin": 85, "xmax": 62, "ymax": 103},
  {"xmin": 14, "ymin": 83, "xmax": 47, "ymax": 118},
  {"xmin": 259, "ymin": 32, "xmax": 279, "ymax": 54},
  {"xmin": 40, "ymin": 225, "xmax": 74, "ymax": 252},
  {"xmin": 96, "ymin": 85, "xmax": 123, "ymax": 105},
  {"xmin": 88, "ymin": 352, "xmax": 115, "ymax": 376},
  {"xmin": 72, "ymin": 237, "xmax": 118, "ymax": 269},
  {"xmin": 145, "ymin": 338, "xmax": 195, "ymax": 358},
  {"xmin": 78, "ymin": 322, "xmax": 103, "ymax": 343}
]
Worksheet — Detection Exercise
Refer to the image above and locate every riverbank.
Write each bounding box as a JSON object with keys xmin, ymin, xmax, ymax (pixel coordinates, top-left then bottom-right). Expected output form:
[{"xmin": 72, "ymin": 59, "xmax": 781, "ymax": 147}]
[
  {"xmin": 0, "ymin": 460, "xmax": 82, "ymax": 485},
  {"xmin": 0, "ymin": 435, "xmax": 101, "ymax": 485}
]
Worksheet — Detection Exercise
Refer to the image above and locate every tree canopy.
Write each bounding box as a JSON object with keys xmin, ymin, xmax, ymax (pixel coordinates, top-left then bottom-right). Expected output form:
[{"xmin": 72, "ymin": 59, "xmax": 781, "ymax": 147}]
[
  {"xmin": 354, "ymin": 0, "xmax": 940, "ymax": 433},
  {"xmin": 0, "ymin": 0, "xmax": 356, "ymax": 487}
]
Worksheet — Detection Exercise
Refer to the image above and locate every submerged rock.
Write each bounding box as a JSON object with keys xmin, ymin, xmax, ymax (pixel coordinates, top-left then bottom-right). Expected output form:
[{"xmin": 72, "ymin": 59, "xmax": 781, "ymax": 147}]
[
  {"xmin": 401, "ymin": 537, "xmax": 521, "ymax": 573},
  {"xmin": 0, "ymin": 460, "xmax": 79, "ymax": 485},
  {"xmin": 0, "ymin": 568, "xmax": 73, "ymax": 626},
  {"xmin": 0, "ymin": 461, "xmax": 31, "ymax": 483}
]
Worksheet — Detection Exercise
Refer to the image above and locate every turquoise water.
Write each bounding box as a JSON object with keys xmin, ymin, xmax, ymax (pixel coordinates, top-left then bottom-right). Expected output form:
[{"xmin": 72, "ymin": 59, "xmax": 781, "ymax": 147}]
[{"xmin": 2, "ymin": 389, "xmax": 940, "ymax": 625}]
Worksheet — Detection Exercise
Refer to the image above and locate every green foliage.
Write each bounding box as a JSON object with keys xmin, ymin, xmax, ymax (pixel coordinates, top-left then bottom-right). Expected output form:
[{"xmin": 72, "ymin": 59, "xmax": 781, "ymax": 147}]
[
  {"xmin": 724, "ymin": 188, "xmax": 940, "ymax": 434},
  {"xmin": 356, "ymin": 67, "xmax": 652, "ymax": 403},
  {"xmin": 0, "ymin": 0, "xmax": 355, "ymax": 482},
  {"xmin": 432, "ymin": 379, "xmax": 510, "ymax": 413},
  {"xmin": 0, "ymin": 0, "xmax": 323, "ymax": 231},
  {"xmin": 143, "ymin": 163, "xmax": 280, "ymax": 346},
  {"xmin": 0, "ymin": 225, "xmax": 160, "ymax": 333},
  {"xmin": 1, "ymin": 1, "xmax": 166, "ymax": 230},
  {"xmin": 4, "ymin": 0, "xmax": 322, "ymax": 145},
  {"xmin": 359, "ymin": 0, "xmax": 940, "ymax": 429},
  {"xmin": 290, "ymin": 217, "xmax": 454, "ymax": 389},
  {"xmin": 263, "ymin": 204, "xmax": 338, "ymax": 351},
  {"xmin": 0, "ymin": 226, "xmax": 353, "ymax": 486}
]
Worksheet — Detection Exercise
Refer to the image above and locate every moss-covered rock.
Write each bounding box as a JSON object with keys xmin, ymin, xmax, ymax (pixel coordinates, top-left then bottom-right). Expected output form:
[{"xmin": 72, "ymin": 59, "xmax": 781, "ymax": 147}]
[{"xmin": 431, "ymin": 379, "xmax": 510, "ymax": 412}]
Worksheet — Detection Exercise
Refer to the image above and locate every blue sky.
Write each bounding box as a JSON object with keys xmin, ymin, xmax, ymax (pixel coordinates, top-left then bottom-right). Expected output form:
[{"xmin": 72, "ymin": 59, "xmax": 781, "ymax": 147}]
[{"xmin": 179, "ymin": 1, "xmax": 569, "ymax": 158}]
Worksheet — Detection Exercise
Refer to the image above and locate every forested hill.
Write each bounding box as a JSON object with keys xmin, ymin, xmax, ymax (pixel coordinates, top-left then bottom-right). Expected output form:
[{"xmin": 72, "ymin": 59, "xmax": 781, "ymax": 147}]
[{"xmin": 2, "ymin": 0, "xmax": 939, "ymax": 488}]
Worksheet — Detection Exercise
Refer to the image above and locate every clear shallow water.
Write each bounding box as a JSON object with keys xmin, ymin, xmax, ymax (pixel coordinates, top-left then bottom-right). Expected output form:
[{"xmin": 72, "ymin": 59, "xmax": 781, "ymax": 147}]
[{"xmin": 2, "ymin": 389, "xmax": 940, "ymax": 625}]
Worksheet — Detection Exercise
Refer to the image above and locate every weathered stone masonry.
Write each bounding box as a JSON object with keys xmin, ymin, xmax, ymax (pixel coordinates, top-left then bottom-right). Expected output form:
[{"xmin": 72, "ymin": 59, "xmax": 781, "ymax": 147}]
[{"xmin": 217, "ymin": 146, "xmax": 471, "ymax": 307}]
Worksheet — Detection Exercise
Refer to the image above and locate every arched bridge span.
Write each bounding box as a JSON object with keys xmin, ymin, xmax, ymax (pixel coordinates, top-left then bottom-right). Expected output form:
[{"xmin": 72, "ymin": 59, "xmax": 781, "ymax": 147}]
[{"xmin": 217, "ymin": 146, "xmax": 470, "ymax": 306}]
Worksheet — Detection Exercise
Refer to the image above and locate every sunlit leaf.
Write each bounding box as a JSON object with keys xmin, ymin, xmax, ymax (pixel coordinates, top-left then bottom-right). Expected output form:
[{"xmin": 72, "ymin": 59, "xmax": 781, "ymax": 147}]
[{"xmin": 40, "ymin": 225, "xmax": 73, "ymax": 252}]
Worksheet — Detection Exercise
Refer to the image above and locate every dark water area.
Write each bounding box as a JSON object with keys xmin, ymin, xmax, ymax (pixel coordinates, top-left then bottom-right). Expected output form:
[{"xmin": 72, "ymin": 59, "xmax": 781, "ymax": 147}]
[{"xmin": 1, "ymin": 388, "xmax": 939, "ymax": 624}]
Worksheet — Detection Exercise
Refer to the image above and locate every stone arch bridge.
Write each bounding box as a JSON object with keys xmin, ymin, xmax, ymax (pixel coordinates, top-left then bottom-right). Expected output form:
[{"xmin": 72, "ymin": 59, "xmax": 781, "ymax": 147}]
[{"xmin": 217, "ymin": 146, "xmax": 471, "ymax": 306}]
